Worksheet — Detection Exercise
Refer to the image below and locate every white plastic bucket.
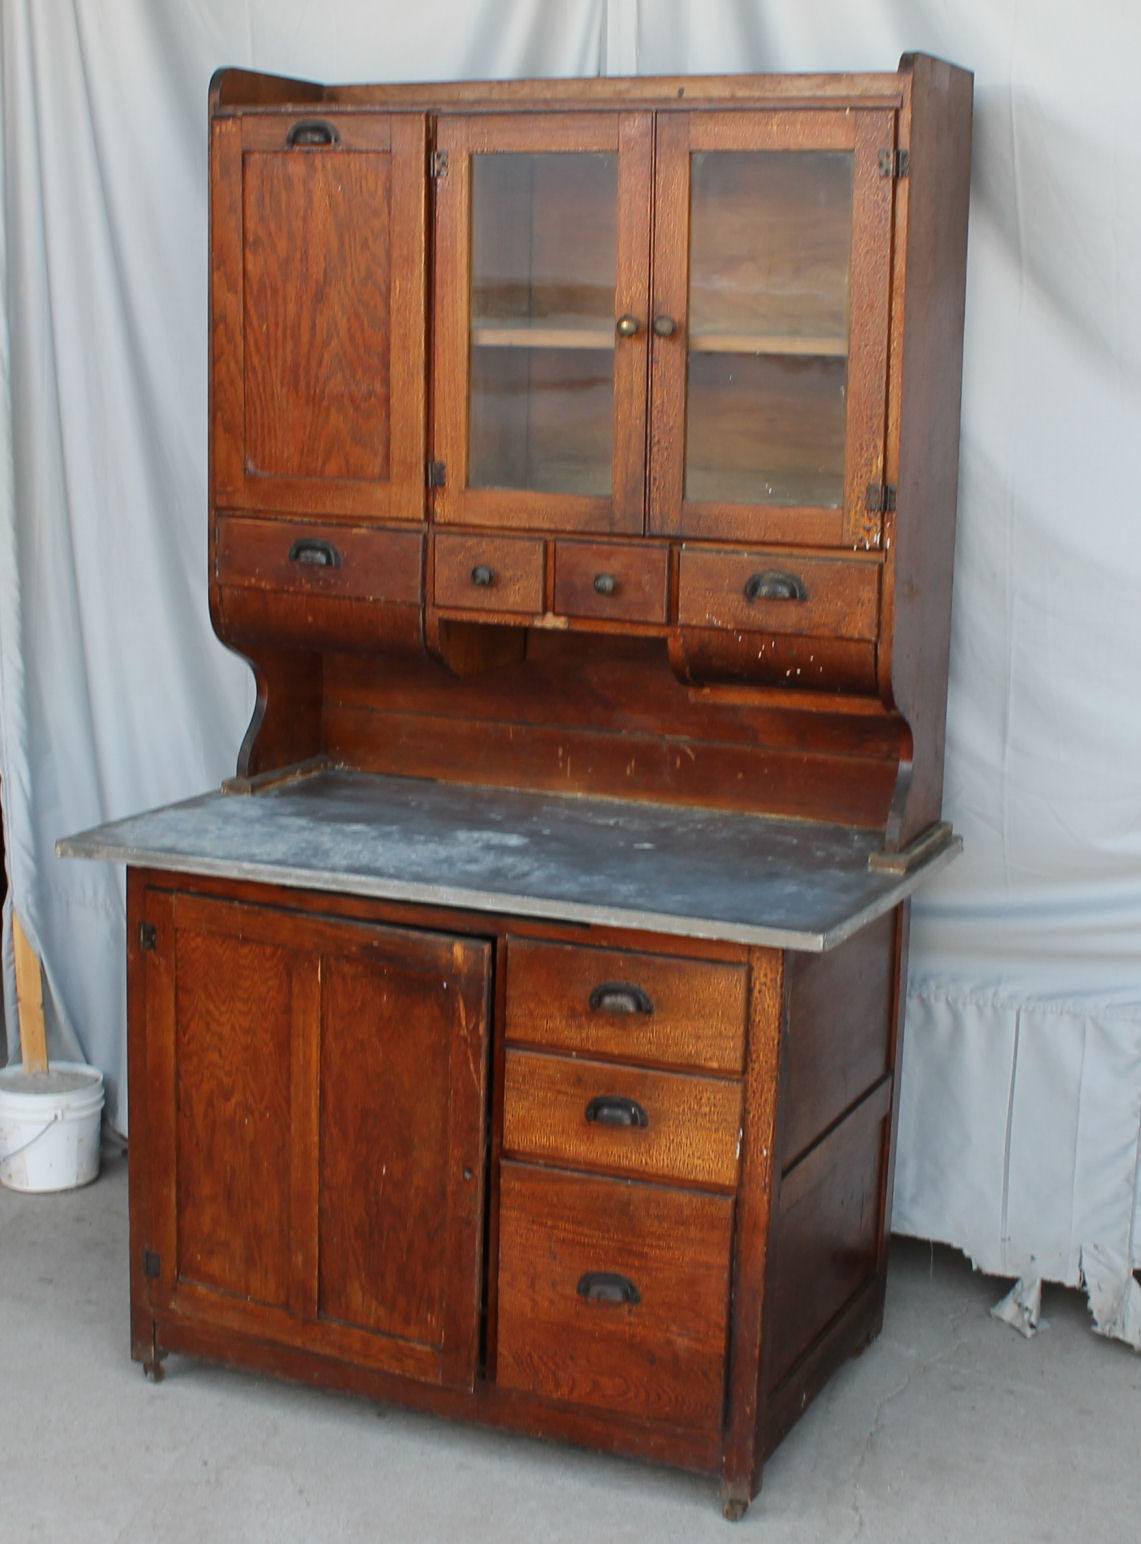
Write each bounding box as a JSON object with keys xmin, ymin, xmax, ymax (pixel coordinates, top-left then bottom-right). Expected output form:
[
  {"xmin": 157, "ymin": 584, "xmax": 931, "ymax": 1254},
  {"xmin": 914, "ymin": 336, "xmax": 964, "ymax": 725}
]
[{"xmin": 0, "ymin": 1062, "xmax": 105, "ymax": 1192}]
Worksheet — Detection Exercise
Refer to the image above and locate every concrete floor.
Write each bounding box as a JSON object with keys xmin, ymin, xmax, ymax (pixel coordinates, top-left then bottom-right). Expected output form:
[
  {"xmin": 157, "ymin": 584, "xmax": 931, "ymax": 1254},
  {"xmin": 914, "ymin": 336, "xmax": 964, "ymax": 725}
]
[{"xmin": 2, "ymin": 1146, "xmax": 1138, "ymax": 1543}]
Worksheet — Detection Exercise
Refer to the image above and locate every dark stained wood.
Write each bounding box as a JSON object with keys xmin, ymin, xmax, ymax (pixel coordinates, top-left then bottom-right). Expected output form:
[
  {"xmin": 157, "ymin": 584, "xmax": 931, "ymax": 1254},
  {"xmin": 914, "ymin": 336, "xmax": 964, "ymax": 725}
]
[
  {"xmin": 763, "ymin": 1080, "xmax": 892, "ymax": 1392},
  {"xmin": 130, "ymin": 56, "xmax": 970, "ymax": 1514},
  {"xmin": 432, "ymin": 531, "xmax": 545, "ymax": 615},
  {"xmin": 777, "ymin": 910, "xmax": 898, "ymax": 1165},
  {"xmin": 216, "ymin": 518, "xmax": 423, "ymax": 603},
  {"xmin": 718, "ymin": 950, "xmax": 784, "ymax": 1506},
  {"xmin": 317, "ymin": 930, "xmax": 492, "ymax": 1383},
  {"xmin": 495, "ymin": 1162, "xmax": 734, "ymax": 1429},
  {"xmin": 670, "ymin": 626, "xmax": 878, "ymax": 695},
  {"xmin": 505, "ymin": 938, "xmax": 748, "ymax": 1072},
  {"xmin": 222, "ymin": 642, "xmax": 323, "ymax": 779},
  {"xmin": 878, "ymin": 55, "xmax": 974, "ymax": 849},
  {"xmin": 502, "ymin": 1049, "xmax": 743, "ymax": 1189},
  {"xmin": 677, "ymin": 548, "xmax": 880, "ymax": 639},
  {"xmin": 168, "ymin": 901, "xmax": 296, "ymax": 1308},
  {"xmin": 211, "ymin": 111, "xmax": 427, "ymax": 522},
  {"xmin": 553, "ymin": 539, "xmax": 669, "ymax": 623}
]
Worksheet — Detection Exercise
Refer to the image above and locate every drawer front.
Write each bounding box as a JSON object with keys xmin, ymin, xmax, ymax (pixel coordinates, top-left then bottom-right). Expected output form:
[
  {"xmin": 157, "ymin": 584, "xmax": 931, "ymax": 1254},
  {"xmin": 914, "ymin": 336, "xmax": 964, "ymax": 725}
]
[
  {"xmin": 677, "ymin": 548, "xmax": 880, "ymax": 640},
  {"xmin": 216, "ymin": 516, "xmax": 423, "ymax": 603},
  {"xmin": 502, "ymin": 1049, "xmax": 741, "ymax": 1189},
  {"xmin": 554, "ymin": 540, "xmax": 669, "ymax": 624},
  {"xmin": 434, "ymin": 533, "xmax": 545, "ymax": 614},
  {"xmin": 495, "ymin": 1162, "xmax": 733, "ymax": 1429},
  {"xmin": 506, "ymin": 940, "xmax": 747, "ymax": 1074}
]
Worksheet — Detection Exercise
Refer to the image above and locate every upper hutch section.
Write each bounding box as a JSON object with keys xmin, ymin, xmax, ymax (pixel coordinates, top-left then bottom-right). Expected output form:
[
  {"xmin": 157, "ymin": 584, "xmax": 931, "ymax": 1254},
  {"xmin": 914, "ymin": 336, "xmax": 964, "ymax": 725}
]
[{"xmin": 207, "ymin": 58, "xmax": 972, "ymax": 855}]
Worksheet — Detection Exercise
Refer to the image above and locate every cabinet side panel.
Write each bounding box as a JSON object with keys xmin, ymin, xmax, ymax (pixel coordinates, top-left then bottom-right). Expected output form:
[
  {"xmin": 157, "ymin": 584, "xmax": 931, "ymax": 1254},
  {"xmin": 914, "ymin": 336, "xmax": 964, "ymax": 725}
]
[
  {"xmin": 881, "ymin": 57, "xmax": 973, "ymax": 846},
  {"xmin": 779, "ymin": 910, "xmax": 896, "ymax": 1164},
  {"xmin": 764, "ymin": 1083, "xmax": 890, "ymax": 1392}
]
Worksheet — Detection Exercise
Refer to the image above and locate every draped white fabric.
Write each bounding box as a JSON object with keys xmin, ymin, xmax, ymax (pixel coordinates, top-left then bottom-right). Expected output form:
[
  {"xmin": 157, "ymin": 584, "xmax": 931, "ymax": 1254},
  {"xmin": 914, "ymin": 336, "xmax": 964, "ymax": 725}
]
[{"xmin": 2, "ymin": 1, "xmax": 1138, "ymax": 1295}]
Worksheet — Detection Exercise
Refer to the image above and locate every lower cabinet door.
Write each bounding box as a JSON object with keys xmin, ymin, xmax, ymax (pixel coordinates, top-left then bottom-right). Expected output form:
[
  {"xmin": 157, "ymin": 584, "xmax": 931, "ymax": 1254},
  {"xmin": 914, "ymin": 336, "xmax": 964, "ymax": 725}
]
[
  {"xmin": 495, "ymin": 1161, "xmax": 734, "ymax": 1430},
  {"xmin": 139, "ymin": 888, "xmax": 491, "ymax": 1388}
]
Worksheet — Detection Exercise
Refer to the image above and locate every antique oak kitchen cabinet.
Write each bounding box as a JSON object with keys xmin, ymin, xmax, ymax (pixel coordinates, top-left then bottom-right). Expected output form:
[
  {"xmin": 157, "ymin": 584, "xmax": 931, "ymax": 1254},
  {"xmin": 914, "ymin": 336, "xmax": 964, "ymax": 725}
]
[{"xmin": 61, "ymin": 54, "xmax": 971, "ymax": 1518}]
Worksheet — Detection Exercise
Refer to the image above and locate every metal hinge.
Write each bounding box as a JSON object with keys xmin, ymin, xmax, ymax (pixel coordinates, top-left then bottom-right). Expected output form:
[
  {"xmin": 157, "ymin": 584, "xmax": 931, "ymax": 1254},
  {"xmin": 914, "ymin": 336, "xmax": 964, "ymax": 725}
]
[
  {"xmin": 878, "ymin": 147, "xmax": 910, "ymax": 179},
  {"xmin": 427, "ymin": 460, "xmax": 446, "ymax": 488},
  {"xmin": 865, "ymin": 483, "xmax": 897, "ymax": 515},
  {"xmin": 139, "ymin": 922, "xmax": 157, "ymax": 952},
  {"xmin": 430, "ymin": 149, "xmax": 449, "ymax": 179},
  {"xmin": 142, "ymin": 1249, "xmax": 161, "ymax": 1280}
]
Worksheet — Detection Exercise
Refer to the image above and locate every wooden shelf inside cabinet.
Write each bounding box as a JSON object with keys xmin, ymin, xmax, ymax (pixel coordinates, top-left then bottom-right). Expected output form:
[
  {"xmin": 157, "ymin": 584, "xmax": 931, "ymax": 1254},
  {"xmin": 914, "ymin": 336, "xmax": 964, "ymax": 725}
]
[
  {"xmin": 688, "ymin": 332, "xmax": 848, "ymax": 358},
  {"xmin": 471, "ymin": 322, "xmax": 616, "ymax": 351},
  {"xmin": 60, "ymin": 53, "xmax": 972, "ymax": 1525}
]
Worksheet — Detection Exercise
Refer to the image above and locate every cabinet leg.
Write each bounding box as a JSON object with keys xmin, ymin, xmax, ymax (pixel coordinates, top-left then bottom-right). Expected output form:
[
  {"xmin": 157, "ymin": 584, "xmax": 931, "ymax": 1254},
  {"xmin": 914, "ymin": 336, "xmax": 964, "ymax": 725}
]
[
  {"xmin": 721, "ymin": 1483, "xmax": 751, "ymax": 1522},
  {"xmin": 142, "ymin": 1355, "xmax": 166, "ymax": 1384}
]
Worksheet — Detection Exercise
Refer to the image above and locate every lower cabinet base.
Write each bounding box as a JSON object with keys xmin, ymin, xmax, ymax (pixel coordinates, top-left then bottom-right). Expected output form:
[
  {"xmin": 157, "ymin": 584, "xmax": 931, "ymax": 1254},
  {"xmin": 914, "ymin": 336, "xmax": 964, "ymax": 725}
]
[
  {"xmin": 126, "ymin": 867, "xmax": 907, "ymax": 1519},
  {"xmin": 135, "ymin": 1268, "xmax": 888, "ymax": 1517}
]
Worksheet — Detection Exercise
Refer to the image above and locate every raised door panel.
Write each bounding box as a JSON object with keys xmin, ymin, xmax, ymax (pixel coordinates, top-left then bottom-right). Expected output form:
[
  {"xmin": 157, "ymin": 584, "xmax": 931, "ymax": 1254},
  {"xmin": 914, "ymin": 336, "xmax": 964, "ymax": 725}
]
[
  {"xmin": 432, "ymin": 112, "xmax": 652, "ymax": 535},
  {"xmin": 211, "ymin": 112, "xmax": 427, "ymax": 521},
  {"xmin": 648, "ymin": 110, "xmax": 896, "ymax": 549},
  {"xmin": 315, "ymin": 928, "xmax": 492, "ymax": 1387}
]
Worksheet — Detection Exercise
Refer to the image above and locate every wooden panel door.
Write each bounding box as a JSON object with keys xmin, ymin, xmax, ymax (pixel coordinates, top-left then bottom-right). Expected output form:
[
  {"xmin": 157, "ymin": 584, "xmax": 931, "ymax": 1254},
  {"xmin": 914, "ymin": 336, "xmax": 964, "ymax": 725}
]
[
  {"xmin": 211, "ymin": 111, "xmax": 428, "ymax": 521},
  {"xmin": 138, "ymin": 888, "xmax": 491, "ymax": 1388},
  {"xmin": 648, "ymin": 110, "xmax": 897, "ymax": 549},
  {"xmin": 432, "ymin": 112, "xmax": 652, "ymax": 535}
]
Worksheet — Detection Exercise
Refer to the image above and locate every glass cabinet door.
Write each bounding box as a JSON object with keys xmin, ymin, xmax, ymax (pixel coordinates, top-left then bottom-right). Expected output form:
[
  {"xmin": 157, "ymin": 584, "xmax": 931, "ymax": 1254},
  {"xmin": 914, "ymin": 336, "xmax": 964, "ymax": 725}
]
[
  {"xmin": 433, "ymin": 115, "xmax": 652, "ymax": 534},
  {"xmin": 649, "ymin": 111, "xmax": 896, "ymax": 548}
]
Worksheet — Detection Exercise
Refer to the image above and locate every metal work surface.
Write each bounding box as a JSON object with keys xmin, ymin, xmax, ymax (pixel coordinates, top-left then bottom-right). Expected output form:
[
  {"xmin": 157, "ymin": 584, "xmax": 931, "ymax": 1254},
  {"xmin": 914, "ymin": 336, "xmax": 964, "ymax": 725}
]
[{"xmin": 58, "ymin": 770, "xmax": 959, "ymax": 950}]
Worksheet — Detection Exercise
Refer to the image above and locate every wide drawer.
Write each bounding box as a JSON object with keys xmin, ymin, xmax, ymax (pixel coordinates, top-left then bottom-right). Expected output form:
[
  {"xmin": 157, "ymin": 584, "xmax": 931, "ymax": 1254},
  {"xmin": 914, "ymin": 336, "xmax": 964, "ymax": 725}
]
[
  {"xmin": 505, "ymin": 940, "xmax": 747, "ymax": 1074},
  {"xmin": 502, "ymin": 1049, "xmax": 741, "ymax": 1190},
  {"xmin": 216, "ymin": 516, "xmax": 423, "ymax": 602},
  {"xmin": 495, "ymin": 1162, "xmax": 733, "ymax": 1429},
  {"xmin": 677, "ymin": 548, "xmax": 880, "ymax": 640},
  {"xmin": 553, "ymin": 540, "xmax": 669, "ymax": 624},
  {"xmin": 433, "ymin": 532, "xmax": 545, "ymax": 614}
]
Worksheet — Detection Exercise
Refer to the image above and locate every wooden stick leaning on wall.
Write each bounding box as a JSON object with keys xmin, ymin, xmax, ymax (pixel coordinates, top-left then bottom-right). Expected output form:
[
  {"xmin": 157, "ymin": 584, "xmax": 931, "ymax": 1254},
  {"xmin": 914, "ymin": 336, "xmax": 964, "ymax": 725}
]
[{"xmin": 13, "ymin": 913, "xmax": 48, "ymax": 1074}]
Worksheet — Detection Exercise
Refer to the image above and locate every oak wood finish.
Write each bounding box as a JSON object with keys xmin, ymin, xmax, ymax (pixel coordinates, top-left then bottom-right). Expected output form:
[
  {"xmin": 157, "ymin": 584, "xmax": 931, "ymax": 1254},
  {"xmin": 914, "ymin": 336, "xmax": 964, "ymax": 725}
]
[
  {"xmin": 501, "ymin": 1049, "xmax": 743, "ymax": 1189},
  {"xmin": 495, "ymin": 1162, "xmax": 735, "ymax": 1430},
  {"xmin": 504, "ymin": 937, "xmax": 748, "ymax": 1072},
  {"xmin": 129, "ymin": 54, "xmax": 971, "ymax": 1518}
]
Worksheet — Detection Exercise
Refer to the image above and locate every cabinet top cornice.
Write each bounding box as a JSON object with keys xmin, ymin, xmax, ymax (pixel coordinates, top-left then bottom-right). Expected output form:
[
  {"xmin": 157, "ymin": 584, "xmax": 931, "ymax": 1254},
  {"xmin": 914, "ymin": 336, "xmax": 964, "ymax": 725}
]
[{"xmin": 209, "ymin": 53, "xmax": 970, "ymax": 117}]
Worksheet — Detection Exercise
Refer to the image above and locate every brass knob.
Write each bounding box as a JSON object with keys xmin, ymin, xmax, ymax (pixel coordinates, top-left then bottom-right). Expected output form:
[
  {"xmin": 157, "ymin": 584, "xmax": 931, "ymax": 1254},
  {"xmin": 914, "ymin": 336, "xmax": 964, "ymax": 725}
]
[
  {"xmin": 616, "ymin": 314, "xmax": 641, "ymax": 338},
  {"xmin": 593, "ymin": 573, "xmax": 617, "ymax": 596},
  {"xmin": 651, "ymin": 315, "xmax": 677, "ymax": 338},
  {"xmin": 470, "ymin": 564, "xmax": 494, "ymax": 588}
]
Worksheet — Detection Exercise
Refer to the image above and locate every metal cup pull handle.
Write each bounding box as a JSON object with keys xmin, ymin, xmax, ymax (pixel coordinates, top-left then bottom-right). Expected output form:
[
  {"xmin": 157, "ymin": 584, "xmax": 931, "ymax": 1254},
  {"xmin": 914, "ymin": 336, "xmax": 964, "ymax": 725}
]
[
  {"xmin": 588, "ymin": 982, "xmax": 654, "ymax": 1017},
  {"xmin": 286, "ymin": 119, "xmax": 340, "ymax": 147},
  {"xmin": 577, "ymin": 1271, "xmax": 641, "ymax": 1306},
  {"xmin": 288, "ymin": 538, "xmax": 342, "ymax": 568},
  {"xmin": 585, "ymin": 1095, "xmax": 649, "ymax": 1129},
  {"xmin": 744, "ymin": 569, "xmax": 807, "ymax": 603}
]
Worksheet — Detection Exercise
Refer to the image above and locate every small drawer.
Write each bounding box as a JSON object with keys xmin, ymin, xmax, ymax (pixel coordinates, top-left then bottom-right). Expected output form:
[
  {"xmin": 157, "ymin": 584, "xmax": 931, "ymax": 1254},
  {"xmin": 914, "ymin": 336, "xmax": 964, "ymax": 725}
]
[
  {"xmin": 495, "ymin": 1161, "xmax": 733, "ymax": 1428},
  {"xmin": 554, "ymin": 540, "xmax": 669, "ymax": 624},
  {"xmin": 216, "ymin": 516, "xmax": 423, "ymax": 603},
  {"xmin": 677, "ymin": 548, "xmax": 880, "ymax": 640},
  {"xmin": 434, "ymin": 533, "xmax": 545, "ymax": 615},
  {"xmin": 502, "ymin": 1049, "xmax": 742, "ymax": 1189},
  {"xmin": 505, "ymin": 940, "xmax": 747, "ymax": 1074}
]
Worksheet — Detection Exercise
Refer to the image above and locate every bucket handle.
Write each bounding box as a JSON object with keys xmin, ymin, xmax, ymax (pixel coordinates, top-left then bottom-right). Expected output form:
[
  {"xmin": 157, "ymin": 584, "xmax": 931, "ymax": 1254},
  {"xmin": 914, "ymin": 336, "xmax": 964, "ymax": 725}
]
[{"xmin": 1, "ymin": 1109, "xmax": 63, "ymax": 1161}]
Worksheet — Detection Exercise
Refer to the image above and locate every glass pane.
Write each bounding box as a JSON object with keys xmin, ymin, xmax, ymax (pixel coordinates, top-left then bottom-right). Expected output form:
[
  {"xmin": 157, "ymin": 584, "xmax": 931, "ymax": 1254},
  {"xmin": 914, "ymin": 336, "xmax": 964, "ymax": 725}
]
[
  {"xmin": 469, "ymin": 152, "xmax": 617, "ymax": 496},
  {"xmin": 685, "ymin": 151, "xmax": 853, "ymax": 508}
]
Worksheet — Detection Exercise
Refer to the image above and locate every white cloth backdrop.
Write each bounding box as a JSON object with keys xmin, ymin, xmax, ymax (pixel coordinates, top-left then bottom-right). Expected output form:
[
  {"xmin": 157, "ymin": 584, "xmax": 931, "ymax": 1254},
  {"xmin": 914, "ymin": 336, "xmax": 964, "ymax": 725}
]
[{"xmin": 2, "ymin": 1, "xmax": 1139, "ymax": 1319}]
